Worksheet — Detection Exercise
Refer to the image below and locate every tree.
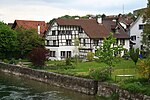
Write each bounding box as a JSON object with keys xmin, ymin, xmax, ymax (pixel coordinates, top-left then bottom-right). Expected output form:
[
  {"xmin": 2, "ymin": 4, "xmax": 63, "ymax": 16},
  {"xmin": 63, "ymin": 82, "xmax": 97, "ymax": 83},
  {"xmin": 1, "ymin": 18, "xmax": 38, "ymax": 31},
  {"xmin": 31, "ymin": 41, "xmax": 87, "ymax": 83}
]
[
  {"xmin": 95, "ymin": 33, "xmax": 124, "ymax": 76},
  {"xmin": 129, "ymin": 48, "xmax": 139, "ymax": 65},
  {"xmin": 28, "ymin": 47, "xmax": 49, "ymax": 68},
  {"xmin": 142, "ymin": 0, "xmax": 150, "ymax": 56},
  {"xmin": 16, "ymin": 27, "xmax": 44, "ymax": 58},
  {"xmin": 0, "ymin": 21, "xmax": 18, "ymax": 59}
]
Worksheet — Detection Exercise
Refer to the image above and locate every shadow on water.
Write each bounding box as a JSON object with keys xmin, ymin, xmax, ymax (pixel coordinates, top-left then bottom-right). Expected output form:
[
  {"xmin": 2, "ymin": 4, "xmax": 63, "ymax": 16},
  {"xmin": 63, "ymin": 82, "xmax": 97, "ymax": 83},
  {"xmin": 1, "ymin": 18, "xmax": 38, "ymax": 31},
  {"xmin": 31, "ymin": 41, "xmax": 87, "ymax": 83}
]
[{"xmin": 0, "ymin": 70, "xmax": 99, "ymax": 100}]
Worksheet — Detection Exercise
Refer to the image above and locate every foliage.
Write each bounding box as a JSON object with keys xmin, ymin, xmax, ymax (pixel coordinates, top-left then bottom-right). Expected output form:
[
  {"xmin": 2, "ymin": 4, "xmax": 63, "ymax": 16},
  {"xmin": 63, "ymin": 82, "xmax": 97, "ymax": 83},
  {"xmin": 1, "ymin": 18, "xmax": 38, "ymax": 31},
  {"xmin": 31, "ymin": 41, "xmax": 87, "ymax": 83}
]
[
  {"xmin": 120, "ymin": 78, "xmax": 150, "ymax": 96},
  {"xmin": 121, "ymin": 82, "xmax": 142, "ymax": 94},
  {"xmin": 2, "ymin": 59, "xmax": 9, "ymax": 64},
  {"xmin": 16, "ymin": 27, "xmax": 44, "ymax": 58},
  {"xmin": 28, "ymin": 47, "xmax": 49, "ymax": 68},
  {"xmin": 138, "ymin": 56, "xmax": 150, "ymax": 80},
  {"xmin": 95, "ymin": 33, "xmax": 124, "ymax": 67},
  {"xmin": 89, "ymin": 67, "xmax": 111, "ymax": 81},
  {"xmin": 129, "ymin": 48, "xmax": 139, "ymax": 65},
  {"xmin": 142, "ymin": 0, "xmax": 150, "ymax": 56},
  {"xmin": 65, "ymin": 57, "xmax": 72, "ymax": 66},
  {"xmin": 9, "ymin": 58, "xmax": 18, "ymax": 65},
  {"xmin": 0, "ymin": 21, "xmax": 18, "ymax": 59},
  {"xmin": 122, "ymin": 51, "xmax": 130, "ymax": 60},
  {"xmin": 87, "ymin": 52, "xmax": 94, "ymax": 61}
]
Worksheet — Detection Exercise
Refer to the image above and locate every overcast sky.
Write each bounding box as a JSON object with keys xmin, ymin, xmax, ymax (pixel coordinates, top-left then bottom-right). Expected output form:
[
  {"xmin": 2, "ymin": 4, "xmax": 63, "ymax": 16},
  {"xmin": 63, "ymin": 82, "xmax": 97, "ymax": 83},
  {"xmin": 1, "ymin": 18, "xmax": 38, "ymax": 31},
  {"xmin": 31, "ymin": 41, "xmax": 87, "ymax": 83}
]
[{"xmin": 0, "ymin": 0, "xmax": 147, "ymax": 23}]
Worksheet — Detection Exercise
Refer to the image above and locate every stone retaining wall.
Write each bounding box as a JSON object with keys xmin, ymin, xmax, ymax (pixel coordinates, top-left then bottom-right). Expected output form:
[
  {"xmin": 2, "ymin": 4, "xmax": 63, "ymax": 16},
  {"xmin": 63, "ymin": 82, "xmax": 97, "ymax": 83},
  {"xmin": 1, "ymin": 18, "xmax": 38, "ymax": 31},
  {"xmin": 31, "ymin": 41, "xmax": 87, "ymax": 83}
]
[
  {"xmin": 97, "ymin": 82, "xmax": 150, "ymax": 100},
  {"xmin": 0, "ymin": 62, "xmax": 150, "ymax": 99},
  {"xmin": 0, "ymin": 62, "xmax": 97, "ymax": 95}
]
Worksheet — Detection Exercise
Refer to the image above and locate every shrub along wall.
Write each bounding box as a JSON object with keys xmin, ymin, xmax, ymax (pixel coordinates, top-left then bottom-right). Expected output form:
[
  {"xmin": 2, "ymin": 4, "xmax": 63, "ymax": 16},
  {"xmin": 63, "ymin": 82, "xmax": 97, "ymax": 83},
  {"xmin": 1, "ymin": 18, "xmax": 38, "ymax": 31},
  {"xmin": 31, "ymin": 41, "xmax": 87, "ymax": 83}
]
[
  {"xmin": 0, "ymin": 62, "xmax": 150, "ymax": 100},
  {"xmin": 0, "ymin": 62, "xmax": 97, "ymax": 95}
]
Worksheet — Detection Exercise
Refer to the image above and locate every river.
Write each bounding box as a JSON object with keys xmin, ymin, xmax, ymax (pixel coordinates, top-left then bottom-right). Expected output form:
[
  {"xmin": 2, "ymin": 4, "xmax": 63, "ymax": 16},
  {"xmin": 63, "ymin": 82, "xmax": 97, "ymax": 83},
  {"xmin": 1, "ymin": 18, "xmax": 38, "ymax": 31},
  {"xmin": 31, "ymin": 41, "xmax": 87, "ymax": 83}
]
[{"xmin": 0, "ymin": 70, "xmax": 97, "ymax": 100}]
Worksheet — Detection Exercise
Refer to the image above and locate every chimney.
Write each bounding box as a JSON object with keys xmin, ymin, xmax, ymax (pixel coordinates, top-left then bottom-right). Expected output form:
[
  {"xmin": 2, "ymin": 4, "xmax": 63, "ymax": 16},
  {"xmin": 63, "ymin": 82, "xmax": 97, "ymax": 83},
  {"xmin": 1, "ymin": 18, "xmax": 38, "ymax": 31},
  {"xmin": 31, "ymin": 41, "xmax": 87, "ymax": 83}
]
[
  {"xmin": 75, "ymin": 17, "xmax": 80, "ymax": 19},
  {"xmin": 97, "ymin": 17, "xmax": 102, "ymax": 24},
  {"xmin": 38, "ymin": 24, "xmax": 40, "ymax": 35}
]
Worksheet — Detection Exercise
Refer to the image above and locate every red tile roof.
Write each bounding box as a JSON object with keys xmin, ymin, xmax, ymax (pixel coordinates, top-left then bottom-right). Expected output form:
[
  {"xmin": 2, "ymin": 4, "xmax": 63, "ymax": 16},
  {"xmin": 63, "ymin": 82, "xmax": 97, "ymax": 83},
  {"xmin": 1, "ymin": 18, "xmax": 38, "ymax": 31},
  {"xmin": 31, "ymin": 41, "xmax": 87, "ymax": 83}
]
[
  {"xmin": 56, "ymin": 18, "xmax": 109, "ymax": 38},
  {"xmin": 12, "ymin": 20, "xmax": 47, "ymax": 37}
]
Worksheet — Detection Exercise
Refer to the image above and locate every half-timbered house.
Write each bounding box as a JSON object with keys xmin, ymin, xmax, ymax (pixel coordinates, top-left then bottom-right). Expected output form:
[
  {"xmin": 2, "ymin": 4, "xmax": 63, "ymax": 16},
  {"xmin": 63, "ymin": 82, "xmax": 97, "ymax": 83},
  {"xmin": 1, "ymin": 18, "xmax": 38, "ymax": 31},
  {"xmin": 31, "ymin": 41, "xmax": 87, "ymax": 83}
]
[{"xmin": 45, "ymin": 18, "xmax": 130, "ymax": 60}]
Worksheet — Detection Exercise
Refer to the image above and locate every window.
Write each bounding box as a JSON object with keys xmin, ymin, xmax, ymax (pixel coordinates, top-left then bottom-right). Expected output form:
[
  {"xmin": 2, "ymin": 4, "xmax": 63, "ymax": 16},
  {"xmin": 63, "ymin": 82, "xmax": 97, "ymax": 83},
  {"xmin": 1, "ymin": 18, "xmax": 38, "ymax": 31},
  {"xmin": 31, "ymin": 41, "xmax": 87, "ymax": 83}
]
[
  {"xmin": 61, "ymin": 51, "xmax": 71, "ymax": 59},
  {"xmin": 139, "ymin": 24, "xmax": 144, "ymax": 30},
  {"xmin": 79, "ymin": 27, "xmax": 83, "ymax": 33},
  {"xmin": 47, "ymin": 40, "xmax": 49, "ymax": 45},
  {"xmin": 148, "ymin": 35, "xmax": 150, "ymax": 40},
  {"xmin": 120, "ymin": 39, "xmax": 125, "ymax": 45},
  {"xmin": 79, "ymin": 38, "xmax": 81, "ymax": 44},
  {"xmin": 52, "ymin": 31, "xmax": 56, "ymax": 35},
  {"xmin": 50, "ymin": 51, "xmax": 56, "ymax": 57},
  {"xmin": 83, "ymin": 39, "xmax": 86, "ymax": 46},
  {"xmin": 66, "ymin": 30, "xmax": 72, "ymax": 34},
  {"xmin": 131, "ymin": 36, "xmax": 136, "ymax": 41},
  {"xmin": 141, "ymin": 45, "xmax": 143, "ymax": 50},
  {"xmin": 61, "ymin": 51, "xmax": 65, "ymax": 58},
  {"xmin": 67, "ymin": 51, "xmax": 71, "ymax": 58},
  {"xmin": 53, "ymin": 40, "xmax": 56, "ymax": 46},
  {"xmin": 94, "ymin": 40, "xmax": 99, "ymax": 46},
  {"xmin": 66, "ymin": 39, "xmax": 72, "ymax": 46}
]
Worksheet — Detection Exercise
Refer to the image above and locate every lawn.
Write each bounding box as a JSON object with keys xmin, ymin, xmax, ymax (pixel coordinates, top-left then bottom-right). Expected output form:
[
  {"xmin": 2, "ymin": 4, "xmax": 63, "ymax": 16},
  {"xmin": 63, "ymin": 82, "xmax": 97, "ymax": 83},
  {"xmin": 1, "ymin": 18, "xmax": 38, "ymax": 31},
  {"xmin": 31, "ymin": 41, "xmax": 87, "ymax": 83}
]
[{"xmin": 45, "ymin": 59, "xmax": 139, "ymax": 80}]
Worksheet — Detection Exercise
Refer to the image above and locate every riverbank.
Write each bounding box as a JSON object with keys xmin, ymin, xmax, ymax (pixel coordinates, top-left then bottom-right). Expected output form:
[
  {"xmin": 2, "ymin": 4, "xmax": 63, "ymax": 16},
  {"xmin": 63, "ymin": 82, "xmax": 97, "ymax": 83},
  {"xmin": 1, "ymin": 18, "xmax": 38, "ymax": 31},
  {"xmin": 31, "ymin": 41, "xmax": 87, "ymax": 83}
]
[{"xmin": 0, "ymin": 62, "xmax": 150, "ymax": 100}]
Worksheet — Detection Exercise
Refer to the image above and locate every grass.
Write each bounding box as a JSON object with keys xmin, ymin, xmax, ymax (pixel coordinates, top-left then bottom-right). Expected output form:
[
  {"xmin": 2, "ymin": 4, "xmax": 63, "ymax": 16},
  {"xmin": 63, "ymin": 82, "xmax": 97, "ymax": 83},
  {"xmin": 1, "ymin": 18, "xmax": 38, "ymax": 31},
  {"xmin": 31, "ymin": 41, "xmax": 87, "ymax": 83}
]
[{"xmin": 44, "ymin": 59, "xmax": 140, "ymax": 80}]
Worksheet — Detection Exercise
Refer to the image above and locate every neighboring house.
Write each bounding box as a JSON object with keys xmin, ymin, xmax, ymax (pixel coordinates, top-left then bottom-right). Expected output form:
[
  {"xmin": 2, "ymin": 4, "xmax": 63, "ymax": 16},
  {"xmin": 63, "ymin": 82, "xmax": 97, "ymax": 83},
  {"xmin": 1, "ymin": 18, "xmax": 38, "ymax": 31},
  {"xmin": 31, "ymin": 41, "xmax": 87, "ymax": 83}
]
[
  {"xmin": 102, "ymin": 16, "xmax": 130, "ymax": 55},
  {"xmin": 45, "ymin": 18, "xmax": 130, "ymax": 60},
  {"xmin": 12, "ymin": 20, "xmax": 47, "ymax": 37},
  {"xmin": 129, "ymin": 15, "xmax": 145, "ymax": 50}
]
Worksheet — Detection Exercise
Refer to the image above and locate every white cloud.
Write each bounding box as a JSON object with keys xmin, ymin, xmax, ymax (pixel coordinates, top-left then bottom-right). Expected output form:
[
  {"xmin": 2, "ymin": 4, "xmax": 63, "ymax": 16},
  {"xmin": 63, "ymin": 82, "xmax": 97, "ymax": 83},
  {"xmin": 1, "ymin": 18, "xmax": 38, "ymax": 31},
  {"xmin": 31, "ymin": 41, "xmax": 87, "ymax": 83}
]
[{"xmin": 0, "ymin": 0, "xmax": 147, "ymax": 23}]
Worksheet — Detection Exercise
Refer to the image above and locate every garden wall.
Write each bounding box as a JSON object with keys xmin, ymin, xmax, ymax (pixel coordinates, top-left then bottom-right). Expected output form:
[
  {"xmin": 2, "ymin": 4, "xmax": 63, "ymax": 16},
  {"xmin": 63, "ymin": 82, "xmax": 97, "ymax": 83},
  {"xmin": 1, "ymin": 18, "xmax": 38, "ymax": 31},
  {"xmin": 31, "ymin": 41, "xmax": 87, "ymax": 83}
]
[{"xmin": 0, "ymin": 62, "xmax": 97, "ymax": 95}]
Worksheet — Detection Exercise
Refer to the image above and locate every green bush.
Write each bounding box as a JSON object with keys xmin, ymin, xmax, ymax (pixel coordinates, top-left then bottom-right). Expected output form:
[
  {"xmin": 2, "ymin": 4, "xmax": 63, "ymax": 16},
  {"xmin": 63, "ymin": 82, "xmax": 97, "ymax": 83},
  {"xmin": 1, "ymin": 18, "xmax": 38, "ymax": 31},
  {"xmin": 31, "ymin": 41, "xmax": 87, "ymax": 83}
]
[
  {"xmin": 87, "ymin": 52, "xmax": 94, "ymax": 61},
  {"xmin": 89, "ymin": 67, "xmax": 110, "ymax": 81}
]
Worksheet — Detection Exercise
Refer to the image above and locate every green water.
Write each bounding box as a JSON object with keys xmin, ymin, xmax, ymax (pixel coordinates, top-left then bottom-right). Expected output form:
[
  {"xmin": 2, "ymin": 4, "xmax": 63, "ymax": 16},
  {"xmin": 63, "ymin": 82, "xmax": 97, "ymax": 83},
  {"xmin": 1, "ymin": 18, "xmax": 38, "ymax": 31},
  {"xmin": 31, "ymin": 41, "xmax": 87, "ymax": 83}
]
[{"xmin": 0, "ymin": 70, "xmax": 97, "ymax": 100}]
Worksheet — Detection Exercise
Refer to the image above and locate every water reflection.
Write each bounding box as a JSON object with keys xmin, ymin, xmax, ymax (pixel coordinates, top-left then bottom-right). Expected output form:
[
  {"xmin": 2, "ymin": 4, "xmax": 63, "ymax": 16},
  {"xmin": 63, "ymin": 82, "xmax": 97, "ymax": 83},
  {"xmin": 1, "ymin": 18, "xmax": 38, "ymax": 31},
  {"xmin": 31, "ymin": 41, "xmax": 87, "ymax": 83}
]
[{"xmin": 0, "ymin": 71, "xmax": 96, "ymax": 100}]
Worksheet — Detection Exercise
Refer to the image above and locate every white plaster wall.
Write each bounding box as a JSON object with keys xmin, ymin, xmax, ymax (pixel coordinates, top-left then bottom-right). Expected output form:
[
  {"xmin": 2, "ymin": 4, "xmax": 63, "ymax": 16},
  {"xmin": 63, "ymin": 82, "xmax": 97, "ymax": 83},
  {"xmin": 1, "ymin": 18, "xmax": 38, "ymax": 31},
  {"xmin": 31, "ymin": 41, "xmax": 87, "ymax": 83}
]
[
  {"xmin": 46, "ymin": 46, "xmax": 77, "ymax": 60},
  {"xmin": 130, "ymin": 16, "xmax": 144, "ymax": 50}
]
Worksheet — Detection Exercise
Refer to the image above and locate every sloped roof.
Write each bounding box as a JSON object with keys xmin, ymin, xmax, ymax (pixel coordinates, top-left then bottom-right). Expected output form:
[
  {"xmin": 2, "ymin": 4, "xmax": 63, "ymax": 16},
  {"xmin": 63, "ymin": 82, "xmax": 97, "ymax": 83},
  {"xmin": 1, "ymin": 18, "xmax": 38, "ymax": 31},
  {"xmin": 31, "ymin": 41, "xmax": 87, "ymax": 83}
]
[
  {"xmin": 12, "ymin": 20, "xmax": 47, "ymax": 37},
  {"xmin": 56, "ymin": 18, "xmax": 109, "ymax": 38},
  {"xmin": 102, "ymin": 18, "xmax": 130, "ymax": 39}
]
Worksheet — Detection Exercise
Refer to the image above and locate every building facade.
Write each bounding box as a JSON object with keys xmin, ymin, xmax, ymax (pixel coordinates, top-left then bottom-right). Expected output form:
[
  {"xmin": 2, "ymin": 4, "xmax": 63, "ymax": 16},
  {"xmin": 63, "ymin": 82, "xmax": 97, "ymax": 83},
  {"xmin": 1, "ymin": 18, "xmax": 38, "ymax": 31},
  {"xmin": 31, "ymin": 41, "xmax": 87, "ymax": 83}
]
[
  {"xmin": 45, "ymin": 18, "xmax": 130, "ymax": 60},
  {"xmin": 129, "ymin": 16, "xmax": 145, "ymax": 50}
]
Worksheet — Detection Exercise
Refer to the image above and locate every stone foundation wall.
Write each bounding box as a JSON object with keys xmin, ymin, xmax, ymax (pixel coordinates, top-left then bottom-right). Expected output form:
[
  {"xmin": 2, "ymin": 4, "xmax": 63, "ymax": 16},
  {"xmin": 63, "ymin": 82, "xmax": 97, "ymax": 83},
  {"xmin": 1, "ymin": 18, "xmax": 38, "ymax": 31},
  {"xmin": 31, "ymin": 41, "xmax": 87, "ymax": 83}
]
[{"xmin": 0, "ymin": 62, "xmax": 97, "ymax": 95}]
